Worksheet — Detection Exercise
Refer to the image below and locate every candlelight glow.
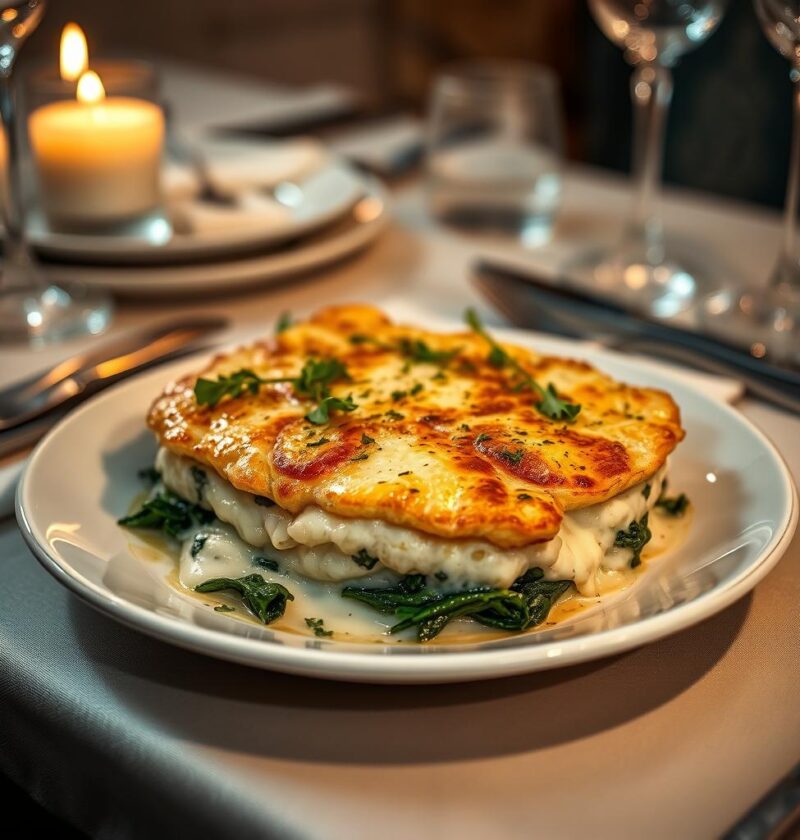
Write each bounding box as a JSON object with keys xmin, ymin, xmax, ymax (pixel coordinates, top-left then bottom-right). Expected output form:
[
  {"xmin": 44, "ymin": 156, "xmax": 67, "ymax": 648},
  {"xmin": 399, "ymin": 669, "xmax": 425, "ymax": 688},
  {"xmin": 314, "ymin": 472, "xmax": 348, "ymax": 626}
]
[
  {"xmin": 60, "ymin": 23, "xmax": 88, "ymax": 82},
  {"xmin": 77, "ymin": 71, "xmax": 105, "ymax": 105}
]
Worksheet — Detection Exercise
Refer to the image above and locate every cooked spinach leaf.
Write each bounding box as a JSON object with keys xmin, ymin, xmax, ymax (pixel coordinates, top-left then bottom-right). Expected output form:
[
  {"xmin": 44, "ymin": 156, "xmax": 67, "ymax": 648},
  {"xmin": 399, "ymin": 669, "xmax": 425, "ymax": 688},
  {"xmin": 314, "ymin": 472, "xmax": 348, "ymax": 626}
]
[
  {"xmin": 656, "ymin": 492, "xmax": 689, "ymax": 516},
  {"xmin": 253, "ymin": 556, "xmax": 280, "ymax": 572},
  {"xmin": 614, "ymin": 513, "xmax": 652, "ymax": 568},
  {"xmin": 195, "ymin": 574, "xmax": 293, "ymax": 624},
  {"xmin": 118, "ymin": 492, "xmax": 213, "ymax": 538},
  {"xmin": 190, "ymin": 465, "xmax": 208, "ymax": 502},
  {"xmin": 351, "ymin": 549, "xmax": 379, "ymax": 569},
  {"xmin": 342, "ymin": 568, "xmax": 572, "ymax": 642}
]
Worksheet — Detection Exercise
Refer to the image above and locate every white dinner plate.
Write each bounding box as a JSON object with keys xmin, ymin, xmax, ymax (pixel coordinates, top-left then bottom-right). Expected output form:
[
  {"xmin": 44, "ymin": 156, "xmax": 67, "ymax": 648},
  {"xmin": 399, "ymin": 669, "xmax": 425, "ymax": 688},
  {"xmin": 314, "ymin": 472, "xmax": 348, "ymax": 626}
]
[
  {"xmin": 16, "ymin": 322, "xmax": 797, "ymax": 683},
  {"xmin": 37, "ymin": 180, "xmax": 389, "ymax": 298},
  {"xmin": 28, "ymin": 145, "xmax": 366, "ymax": 266}
]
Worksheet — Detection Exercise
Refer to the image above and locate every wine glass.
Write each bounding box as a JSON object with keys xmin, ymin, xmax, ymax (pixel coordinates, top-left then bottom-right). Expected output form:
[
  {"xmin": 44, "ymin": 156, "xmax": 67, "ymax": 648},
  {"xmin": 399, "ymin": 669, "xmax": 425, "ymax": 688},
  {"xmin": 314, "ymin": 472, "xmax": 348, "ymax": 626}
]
[
  {"xmin": 701, "ymin": 0, "xmax": 800, "ymax": 365},
  {"xmin": 0, "ymin": 0, "xmax": 111, "ymax": 344},
  {"xmin": 573, "ymin": 0, "xmax": 728, "ymax": 317}
]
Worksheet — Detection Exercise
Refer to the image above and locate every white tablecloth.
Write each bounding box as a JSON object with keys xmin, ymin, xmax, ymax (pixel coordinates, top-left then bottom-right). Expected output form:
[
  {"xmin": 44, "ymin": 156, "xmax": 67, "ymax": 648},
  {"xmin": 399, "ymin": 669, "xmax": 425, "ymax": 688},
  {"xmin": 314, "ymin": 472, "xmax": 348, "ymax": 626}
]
[{"xmin": 1, "ymin": 64, "xmax": 798, "ymax": 840}]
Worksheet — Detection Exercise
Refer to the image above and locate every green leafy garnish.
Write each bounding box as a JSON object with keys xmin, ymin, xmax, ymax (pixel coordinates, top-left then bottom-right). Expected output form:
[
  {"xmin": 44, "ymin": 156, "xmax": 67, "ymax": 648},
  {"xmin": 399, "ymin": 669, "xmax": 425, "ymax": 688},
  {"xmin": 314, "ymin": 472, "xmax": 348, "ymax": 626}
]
[
  {"xmin": 498, "ymin": 447, "xmax": 525, "ymax": 465},
  {"xmin": 352, "ymin": 549, "xmax": 379, "ymax": 569},
  {"xmin": 214, "ymin": 604, "xmax": 236, "ymax": 613},
  {"xmin": 464, "ymin": 308, "xmax": 581, "ymax": 422},
  {"xmin": 397, "ymin": 338, "xmax": 460, "ymax": 367},
  {"xmin": 342, "ymin": 568, "xmax": 572, "ymax": 642},
  {"xmin": 614, "ymin": 514, "xmax": 653, "ymax": 568},
  {"xmin": 194, "ymin": 368, "xmax": 264, "ymax": 407},
  {"xmin": 305, "ymin": 617, "xmax": 333, "ymax": 637},
  {"xmin": 195, "ymin": 574, "xmax": 293, "ymax": 624},
  {"xmin": 305, "ymin": 394, "xmax": 357, "ymax": 425},
  {"xmin": 361, "ymin": 433, "xmax": 375, "ymax": 445},
  {"xmin": 275, "ymin": 311, "xmax": 292, "ymax": 334},
  {"xmin": 656, "ymin": 492, "xmax": 689, "ymax": 516},
  {"xmin": 190, "ymin": 465, "xmax": 208, "ymax": 502},
  {"xmin": 118, "ymin": 492, "xmax": 213, "ymax": 538},
  {"xmin": 194, "ymin": 358, "xmax": 357, "ymax": 425},
  {"xmin": 306, "ymin": 437, "xmax": 330, "ymax": 448}
]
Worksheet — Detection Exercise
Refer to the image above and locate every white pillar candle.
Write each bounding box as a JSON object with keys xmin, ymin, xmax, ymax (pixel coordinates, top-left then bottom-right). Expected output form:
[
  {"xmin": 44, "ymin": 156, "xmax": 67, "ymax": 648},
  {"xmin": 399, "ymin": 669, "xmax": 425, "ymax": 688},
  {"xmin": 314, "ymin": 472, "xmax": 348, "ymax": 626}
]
[{"xmin": 28, "ymin": 71, "xmax": 164, "ymax": 227}]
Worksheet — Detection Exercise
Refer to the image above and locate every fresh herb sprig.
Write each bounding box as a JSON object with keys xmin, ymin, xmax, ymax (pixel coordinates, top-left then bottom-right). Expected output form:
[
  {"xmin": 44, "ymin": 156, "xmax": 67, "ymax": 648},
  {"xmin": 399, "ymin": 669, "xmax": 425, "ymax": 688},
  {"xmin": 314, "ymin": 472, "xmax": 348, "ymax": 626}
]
[
  {"xmin": 196, "ymin": 574, "xmax": 293, "ymax": 624},
  {"xmin": 118, "ymin": 492, "xmax": 213, "ymax": 538},
  {"xmin": 464, "ymin": 309, "xmax": 581, "ymax": 422},
  {"xmin": 194, "ymin": 358, "xmax": 357, "ymax": 425},
  {"xmin": 305, "ymin": 617, "xmax": 333, "ymax": 637},
  {"xmin": 342, "ymin": 568, "xmax": 572, "ymax": 642}
]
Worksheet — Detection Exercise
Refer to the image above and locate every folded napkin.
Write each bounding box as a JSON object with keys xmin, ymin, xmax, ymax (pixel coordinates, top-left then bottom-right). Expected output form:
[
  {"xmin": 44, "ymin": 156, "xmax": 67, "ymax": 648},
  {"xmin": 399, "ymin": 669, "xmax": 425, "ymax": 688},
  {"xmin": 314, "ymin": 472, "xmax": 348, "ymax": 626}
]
[{"xmin": 162, "ymin": 137, "xmax": 328, "ymax": 236}]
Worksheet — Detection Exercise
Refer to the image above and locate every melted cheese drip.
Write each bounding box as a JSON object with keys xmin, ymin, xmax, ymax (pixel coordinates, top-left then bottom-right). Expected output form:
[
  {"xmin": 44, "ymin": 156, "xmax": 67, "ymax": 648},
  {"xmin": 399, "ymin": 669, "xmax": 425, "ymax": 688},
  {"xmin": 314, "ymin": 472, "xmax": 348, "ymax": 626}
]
[{"xmin": 157, "ymin": 448, "xmax": 665, "ymax": 595}]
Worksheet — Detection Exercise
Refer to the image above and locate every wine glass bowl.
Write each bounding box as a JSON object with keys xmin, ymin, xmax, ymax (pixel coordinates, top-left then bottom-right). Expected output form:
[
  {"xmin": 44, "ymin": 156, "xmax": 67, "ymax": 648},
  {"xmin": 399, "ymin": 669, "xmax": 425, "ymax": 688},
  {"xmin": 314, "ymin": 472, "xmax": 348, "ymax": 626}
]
[
  {"xmin": 700, "ymin": 0, "xmax": 800, "ymax": 365},
  {"xmin": 589, "ymin": 0, "xmax": 727, "ymax": 65},
  {"xmin": 572, "ymin": 0, "xmax": 729, "ymax": 317}
]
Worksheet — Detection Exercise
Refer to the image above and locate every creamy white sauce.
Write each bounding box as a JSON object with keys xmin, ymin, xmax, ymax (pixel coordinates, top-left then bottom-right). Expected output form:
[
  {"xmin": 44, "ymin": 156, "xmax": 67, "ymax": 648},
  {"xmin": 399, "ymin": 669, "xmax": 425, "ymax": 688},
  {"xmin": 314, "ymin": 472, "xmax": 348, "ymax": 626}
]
[{"xmin": 157, "ymin": 448, "xmax": 666, "ymax": 596}]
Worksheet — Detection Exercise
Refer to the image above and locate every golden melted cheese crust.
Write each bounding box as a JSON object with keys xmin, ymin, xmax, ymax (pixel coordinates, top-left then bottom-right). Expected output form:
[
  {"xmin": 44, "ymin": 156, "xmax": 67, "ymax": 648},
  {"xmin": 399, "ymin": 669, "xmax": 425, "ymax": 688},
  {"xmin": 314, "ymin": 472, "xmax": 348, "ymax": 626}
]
[{"xmin": 148, "ymin": 305, "xmax": 684, "ymax": 549}]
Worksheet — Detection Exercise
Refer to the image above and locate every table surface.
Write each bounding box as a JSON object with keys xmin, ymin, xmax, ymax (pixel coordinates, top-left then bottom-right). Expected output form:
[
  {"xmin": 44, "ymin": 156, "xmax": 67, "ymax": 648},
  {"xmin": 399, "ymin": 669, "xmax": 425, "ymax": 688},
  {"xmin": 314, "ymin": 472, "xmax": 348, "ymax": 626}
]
[{"xmin": 1, "ymin": 63, "xmax": 799, "ymax": 840}]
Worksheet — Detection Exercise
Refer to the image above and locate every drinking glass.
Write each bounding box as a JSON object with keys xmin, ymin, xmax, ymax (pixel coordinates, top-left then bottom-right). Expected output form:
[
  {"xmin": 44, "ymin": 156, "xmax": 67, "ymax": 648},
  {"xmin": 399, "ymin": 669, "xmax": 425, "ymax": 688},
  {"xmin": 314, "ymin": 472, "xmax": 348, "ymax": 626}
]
[
  {"xmin": 426, "ymin": 62, "xmax": 564, "ymax": 247},
  {"xmin": 0, "ymin": 0, "xmax": 111, "ymax": 344},
  {"xmin": 576, "ymin": 0, "xmax": 728, "ymax": 316},
  {"xmin": 701, "ymin": 0, "xmax": 800, "ymax": 365}
]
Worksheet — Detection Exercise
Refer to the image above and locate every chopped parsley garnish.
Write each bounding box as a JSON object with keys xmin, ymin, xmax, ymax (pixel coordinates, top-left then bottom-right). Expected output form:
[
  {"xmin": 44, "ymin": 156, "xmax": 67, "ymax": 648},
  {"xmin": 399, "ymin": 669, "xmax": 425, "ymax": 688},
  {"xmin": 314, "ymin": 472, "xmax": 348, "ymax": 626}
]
[
  {"xmin": 214, "ymin": 604, "xmax": 235, "ymax": 613},
  {"xmin": 351, "ymin": 549, "xmax": 379, "ymax": 569},
  {"xmin": 275, "ymin": 311, "xmax": 292, "ymax": 334},
  {"xmin": 342, "ymin": 568, "xmax": 571, "ymax": 642},
  {"xmin": 656, "ymin": 492, "xmax": 689, "ymax": 516},
  {"xmin": 614, "ymin": 514, "xmax": 652, "ymax": 568},
  {"xmin": 464, "ymin": 308, "xmax": 581, "ymax": 422},
  {"xmin": 397, "ymin": 338, "xmax": 460, "ymax": 366},
  {"xmin": 361, "ymin": 433, "xmax": 375, "ymax": 445},
  {"xmin": 350, "ymin": 452, "xmax": 369, "ymax": 461},
  {"xmin": 391, "ymin": 389, "xmax": 407, "ymax": 402},
  {"xmin": 410, "ymin": 383, "xmax": 424, "ymax": 396},
  {"xmin": 305, "ymin": 617, "xmax": 333, "ymax": 637},
  {"xmin": 475, "ymin": 433, "xmax": 492, "ymax": 444},
  {"xmin": 194, "ymin": 358, "xmax": 357, "ymax": 425},
  {"xmin": 195, "ymin": 574, "xmax": 293, "ymax": 624},
  {"xmin": 306, "ymin": 437, "xmax": 330, "ymax": 447},
  {"xmin": 498, "ymin": 448, "xmax": 525, "ymax": 465},
  {"xmin": 385, "ymin": 409, "xmax": 404, "ymax": 420}
]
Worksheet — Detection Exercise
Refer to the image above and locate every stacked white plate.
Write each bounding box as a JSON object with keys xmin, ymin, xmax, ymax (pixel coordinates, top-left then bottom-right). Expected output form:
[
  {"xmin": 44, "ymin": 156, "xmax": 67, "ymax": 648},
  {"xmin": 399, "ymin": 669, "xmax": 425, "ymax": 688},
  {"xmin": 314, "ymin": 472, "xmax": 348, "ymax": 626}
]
[{"xmin": 28, "ymin": 137, "xmax": 390, "ymax": 297}]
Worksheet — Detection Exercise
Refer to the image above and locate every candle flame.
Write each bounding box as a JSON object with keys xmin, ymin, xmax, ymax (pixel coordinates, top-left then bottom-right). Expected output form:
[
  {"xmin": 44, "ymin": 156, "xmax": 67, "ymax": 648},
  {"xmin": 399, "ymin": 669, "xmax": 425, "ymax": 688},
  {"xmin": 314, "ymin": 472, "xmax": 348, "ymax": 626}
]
[
  {"xmin": 60, "ymin": 23, "xmax": 88, "ymax": 82},
  {"xmin": 77, "ymin": 70, "xmax": 105, "ymax": 105}
]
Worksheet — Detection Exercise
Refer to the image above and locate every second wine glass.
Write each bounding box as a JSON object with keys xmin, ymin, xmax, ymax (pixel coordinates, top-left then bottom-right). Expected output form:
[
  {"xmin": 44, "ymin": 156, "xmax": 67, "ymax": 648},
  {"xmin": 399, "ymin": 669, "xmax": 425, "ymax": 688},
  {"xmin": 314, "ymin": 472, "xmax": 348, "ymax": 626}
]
[{"xmin": 577, "ymin": 0, "xmax": 728, "ymax": 317}]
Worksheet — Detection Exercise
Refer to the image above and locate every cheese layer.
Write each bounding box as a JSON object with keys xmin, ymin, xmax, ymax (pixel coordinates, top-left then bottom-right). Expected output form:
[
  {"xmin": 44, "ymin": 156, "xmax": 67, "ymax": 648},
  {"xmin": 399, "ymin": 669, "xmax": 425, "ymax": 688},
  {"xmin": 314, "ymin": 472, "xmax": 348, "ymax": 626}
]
[
  {"xmin": 148, "ymin": 304, "xmax": 683, "ymax": 549},
  {"xmin": 158, "ymin": 448, "xmax": 665, "ymax": 595}
]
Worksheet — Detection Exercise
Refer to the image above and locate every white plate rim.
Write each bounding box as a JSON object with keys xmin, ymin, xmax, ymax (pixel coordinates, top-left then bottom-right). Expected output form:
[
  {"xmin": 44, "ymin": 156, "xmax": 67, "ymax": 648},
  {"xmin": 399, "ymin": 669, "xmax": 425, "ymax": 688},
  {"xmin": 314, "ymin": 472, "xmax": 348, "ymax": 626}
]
[
  {"xmin": 16, "ymin": 336, "xmax": 799, "ymax": 684},
  {"xmin": 40, "ymin": 179, "xmax": 390, "ymax": 298},
  {"xmin": 29, "ymin": 155, "xmax": 366, "ymax": 264}
]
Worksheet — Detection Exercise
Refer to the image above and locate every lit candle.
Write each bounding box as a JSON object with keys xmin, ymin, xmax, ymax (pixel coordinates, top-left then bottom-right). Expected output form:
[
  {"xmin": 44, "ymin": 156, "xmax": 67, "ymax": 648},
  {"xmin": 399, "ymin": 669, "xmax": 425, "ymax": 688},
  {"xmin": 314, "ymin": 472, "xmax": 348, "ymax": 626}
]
[{"xmin": 28, "ymin": 26, "xmax": 164, "ymax": 227}]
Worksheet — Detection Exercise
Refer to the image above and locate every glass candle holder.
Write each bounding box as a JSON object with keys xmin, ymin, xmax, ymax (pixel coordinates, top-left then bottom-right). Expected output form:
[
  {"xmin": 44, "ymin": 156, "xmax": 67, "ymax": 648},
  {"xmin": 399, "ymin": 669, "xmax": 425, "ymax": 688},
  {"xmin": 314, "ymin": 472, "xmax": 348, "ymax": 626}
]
[{"xmin": 25, "ymin": 59, "xmax": 165, "ymax": 231}]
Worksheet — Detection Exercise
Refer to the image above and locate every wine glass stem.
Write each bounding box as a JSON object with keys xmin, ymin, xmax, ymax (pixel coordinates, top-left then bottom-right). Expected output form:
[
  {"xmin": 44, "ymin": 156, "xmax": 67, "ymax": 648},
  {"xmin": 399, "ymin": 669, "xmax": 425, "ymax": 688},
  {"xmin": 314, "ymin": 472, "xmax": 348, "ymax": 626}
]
[
  {"xmin": 777, "ymin": 75, "xmax": 800, "ymax": 288},
  {"xmin": 628, "ymin": 63, "xmax": 673, "ymax": 252},
  {"xmin": 0, "ymin": 74, "xmax": 34, "ymax": 288}
]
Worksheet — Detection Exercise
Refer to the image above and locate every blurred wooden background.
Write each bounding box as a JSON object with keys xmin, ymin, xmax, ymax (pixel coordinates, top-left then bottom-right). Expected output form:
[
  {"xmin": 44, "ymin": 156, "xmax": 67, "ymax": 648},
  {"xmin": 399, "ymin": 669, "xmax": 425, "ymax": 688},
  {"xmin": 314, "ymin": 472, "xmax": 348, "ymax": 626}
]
[{"xmin": 19, "ymin": 0, "xmax": 791, "ymax": 208}]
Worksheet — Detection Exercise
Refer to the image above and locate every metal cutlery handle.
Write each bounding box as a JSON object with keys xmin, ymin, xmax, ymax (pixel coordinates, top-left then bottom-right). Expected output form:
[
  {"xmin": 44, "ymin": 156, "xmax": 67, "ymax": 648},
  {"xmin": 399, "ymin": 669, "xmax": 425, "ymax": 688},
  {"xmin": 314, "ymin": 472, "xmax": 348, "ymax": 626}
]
[{"xmin": 0, "ymin": 316, "xmax": 227, "ymax": 432}]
